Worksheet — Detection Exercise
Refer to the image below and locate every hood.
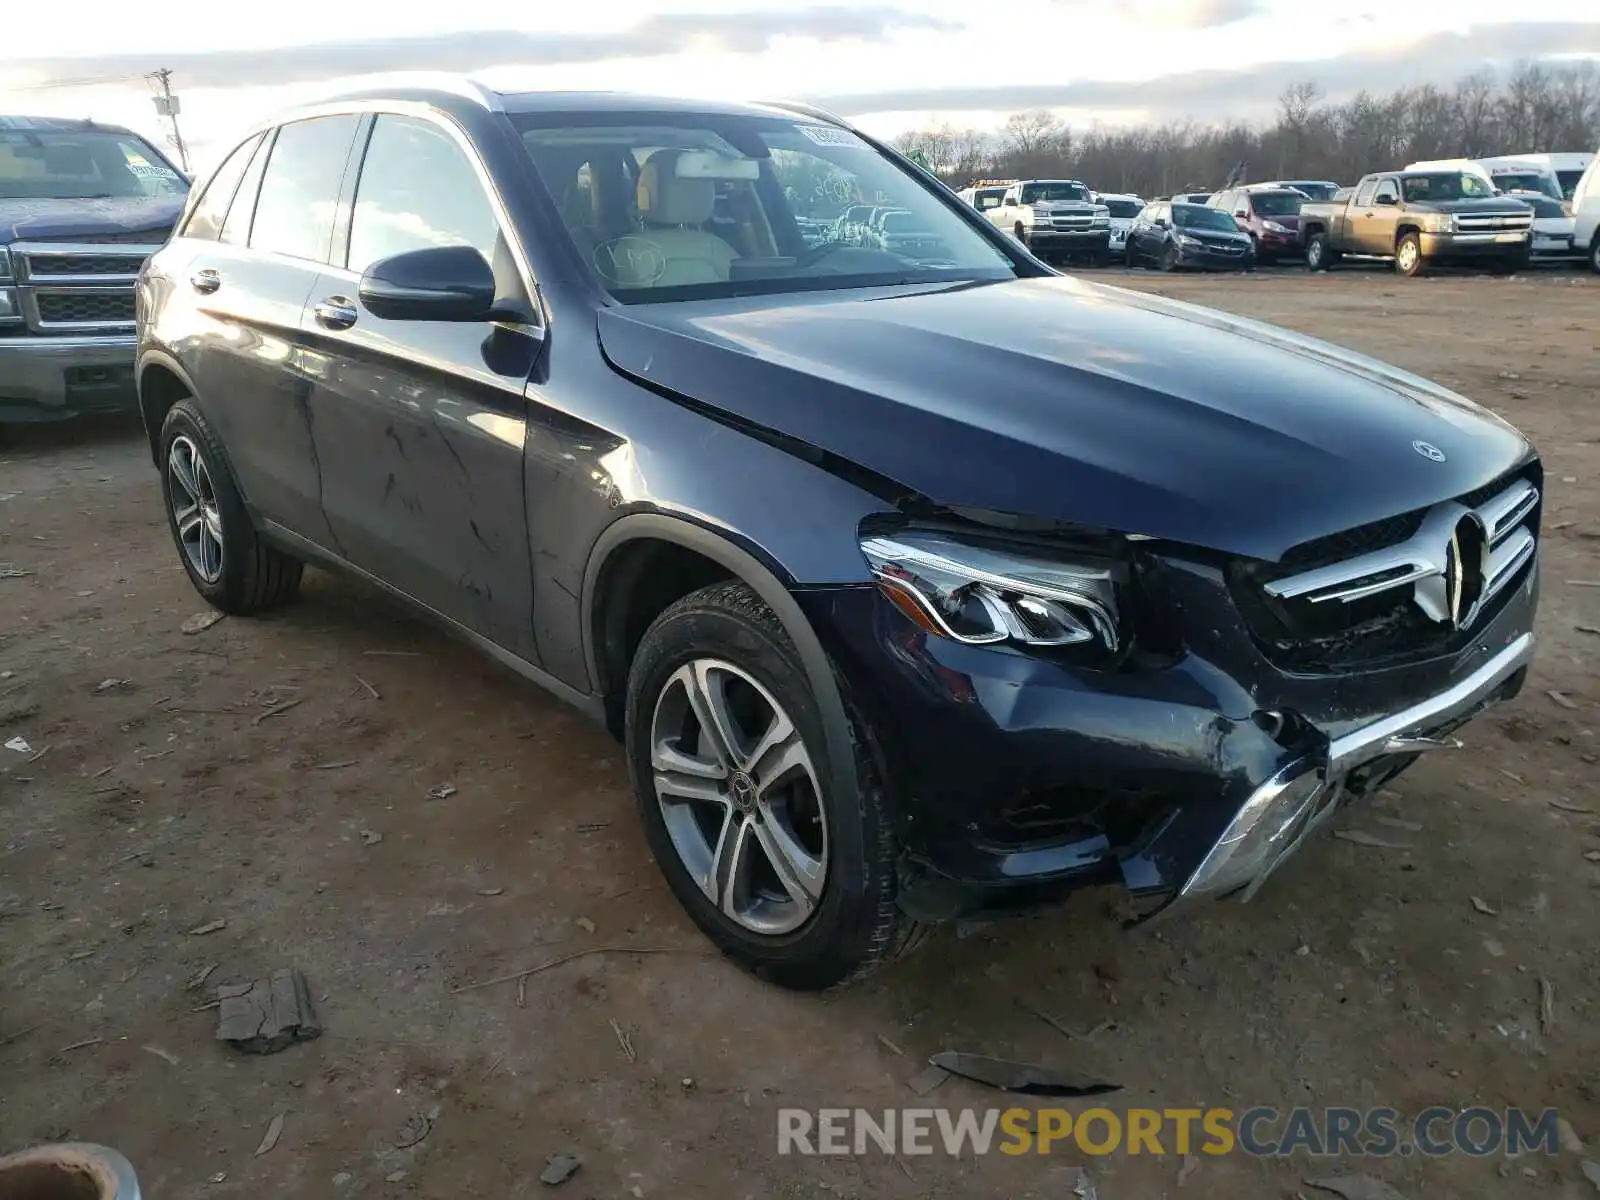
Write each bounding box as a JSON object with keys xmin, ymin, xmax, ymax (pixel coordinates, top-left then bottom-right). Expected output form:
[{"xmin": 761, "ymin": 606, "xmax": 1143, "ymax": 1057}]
[
  {"xmin": 1414, "ymin": 197, "xmax": 1532, "ymax": 216},
  {"xmin": 597, "ymin": 276, "xmax": 1532, "ymax": 562},
  {"xmin": 0, "ymin": 194, "xmax": 185, "ymax": 243}
]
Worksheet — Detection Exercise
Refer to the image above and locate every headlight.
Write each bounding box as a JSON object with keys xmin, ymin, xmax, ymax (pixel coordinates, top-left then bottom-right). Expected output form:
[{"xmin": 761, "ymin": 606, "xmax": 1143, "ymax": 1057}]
[
  {"xmin": 1177, "ymin": 234, "xmax": 1203, "ymax": 248},
  {"xmin": 0, "ymin": 247, "xmax": 12, "ymax": 282},
  {"xmin": 1092, "ymin": 209, "xmax": 1110, "ymax": 225},
  {"xmin": 860, "ymin": 530, "xmax": 1121, "ymax": 652},
  {"xmin": 0, "ymin": 288, "xmax": 19, "ymax": 324},
  {"xmin": 1423, "ymin": 212, "xmax": 1456, "ymax": 233},
  {"xmin": 1262, "ymin": 221, "xmax": 1291, "ymax": 234}
]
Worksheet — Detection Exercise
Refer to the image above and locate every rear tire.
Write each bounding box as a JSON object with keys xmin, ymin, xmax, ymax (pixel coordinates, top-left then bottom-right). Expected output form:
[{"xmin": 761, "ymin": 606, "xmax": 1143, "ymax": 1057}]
[
  {"xmin": 159, "ymin": 398, "xmax": 303, "ymax": 613},
  {"xmin": 625, "ymin": 581, "xmax": 921, "ymax": 990},
  {"xmin": 1395, "ymin": 232, "xmax": 1425, "ymax": 277}
]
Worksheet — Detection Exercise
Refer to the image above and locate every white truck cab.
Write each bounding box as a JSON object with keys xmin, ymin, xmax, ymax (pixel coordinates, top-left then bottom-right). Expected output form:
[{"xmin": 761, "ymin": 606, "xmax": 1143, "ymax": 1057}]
[
  {"xmin": 1508, "ymin": 152, "xmax": 1595, "ymax": 201},
  {"xmin": 985, "ymin": 179, "xmax": 1111, "ymax": 264}
]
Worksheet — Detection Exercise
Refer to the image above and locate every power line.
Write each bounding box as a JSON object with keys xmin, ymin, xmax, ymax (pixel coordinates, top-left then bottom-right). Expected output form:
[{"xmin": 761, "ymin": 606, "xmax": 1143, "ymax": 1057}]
[{"xmin": 1, "ymin": 71, "xmax": 150, "ymax": 92}]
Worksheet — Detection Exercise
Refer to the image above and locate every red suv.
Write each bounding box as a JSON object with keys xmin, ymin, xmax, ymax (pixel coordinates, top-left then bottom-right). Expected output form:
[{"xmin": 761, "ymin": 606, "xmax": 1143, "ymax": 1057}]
[{"xmin": 1209, "ymin": 187, "xmax": 1306, "ymax": 263}]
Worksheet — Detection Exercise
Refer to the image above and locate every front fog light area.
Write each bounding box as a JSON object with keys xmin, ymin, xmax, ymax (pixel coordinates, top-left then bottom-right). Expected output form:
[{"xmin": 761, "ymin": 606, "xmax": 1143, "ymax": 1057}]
[{"xmin": 1181, "ymin": 767, "xmax": 1325, "ymax": 900}]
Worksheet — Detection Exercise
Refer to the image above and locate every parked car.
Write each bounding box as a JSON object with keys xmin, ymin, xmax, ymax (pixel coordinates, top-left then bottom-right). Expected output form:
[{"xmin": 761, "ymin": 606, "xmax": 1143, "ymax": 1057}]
[
  {"xmin": 873, "ymin": 210, "xmax": 954, "ymax": 264},
  {"xmin": 956, "ymin": 184, "xmax": 1009, "ymax": 213},
  {"xmin": 1510, "ymin": 192, "xmax": 1584, "ymax": 263},
  {"xmin": 1124, "ymin": 199, "xmax": 1254, "ymax": 270},
  {"xmin": 1, "ymin": 115, "xmax": 189, "ymax": 427},
  {"xmin": 1572, "ymin": 153, "xmax": 1600, "ymax": 272},
  {"xmin": 1300, "ymin": 171, "xmax": 1533, "ymax": 276},
  {"xmin": 1507, "ymin": 152, "xmax": 1594, "ymax": 201},
  {"xmin": 1255, "ymin": 179, "xmax": 1340, "ymax": 202},
  {"xmin": 984, "ymin": 179, "xmax": 1111, "ymax": 263},
  {"xmin": 137, "ymin": 81, "xmax": 1543, "ymax": 989},
  {"xmin": 1405, "ymin": 158, "xmax": 1564, "ymax": 206},
  {"xmin": 1096, "ymin": 193, "xmax": 1145, "ymax": 256},
  {"xmin": 1209, "ymin": 186, "xmax": 1305, "ymax": 263}
]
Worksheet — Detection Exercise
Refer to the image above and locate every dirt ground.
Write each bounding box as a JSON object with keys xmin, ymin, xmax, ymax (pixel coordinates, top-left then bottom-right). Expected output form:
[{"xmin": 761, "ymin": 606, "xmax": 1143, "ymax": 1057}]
[{"xmin": 2, "ymin": 269, "xmax": 1598, "ymax": 1200}]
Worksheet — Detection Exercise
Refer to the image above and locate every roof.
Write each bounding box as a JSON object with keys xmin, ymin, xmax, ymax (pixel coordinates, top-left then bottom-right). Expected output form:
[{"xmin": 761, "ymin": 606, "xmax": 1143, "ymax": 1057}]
[{"xmin": 0, "ymin": 114, "xmax": 139, "ymax": 136}]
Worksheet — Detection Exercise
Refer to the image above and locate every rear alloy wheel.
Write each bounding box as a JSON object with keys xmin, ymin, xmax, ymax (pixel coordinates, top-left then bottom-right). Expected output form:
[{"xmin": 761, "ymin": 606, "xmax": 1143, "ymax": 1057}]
[
  {"xmin": 159, "ymin": 399, "xmax": 303, "ymax": 613},
  {"xmin": 626, "ymin": 581, "xmax": 920, "ymax": 989},
  {"xmin": 1395, "ymin": 233, "xmax": 1425, "ymax": 277}
]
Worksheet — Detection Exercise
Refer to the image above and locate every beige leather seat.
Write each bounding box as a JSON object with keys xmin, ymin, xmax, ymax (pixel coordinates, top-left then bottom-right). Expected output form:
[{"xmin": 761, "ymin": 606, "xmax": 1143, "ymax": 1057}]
[{"xmin": 622, "ymin": 149, "xmax": 737, "ymax": 287}]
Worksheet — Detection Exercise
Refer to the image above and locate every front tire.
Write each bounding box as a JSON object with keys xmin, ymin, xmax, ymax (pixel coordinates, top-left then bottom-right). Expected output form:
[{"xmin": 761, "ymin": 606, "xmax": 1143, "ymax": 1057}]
[
  {"xmin": 1159, "ymin": 243, "xmax": 1179, "ymax": 272},
  {"xmin": 1590, "ymin": 234, "xmax": 1600, "ymax": 275},
  {"xmin": 159, "ymin": 399, "xmax": 303, "ymax": 613},
  {"xmin": 1395, "ymin": 232, "xmax": 1425, "ymax": 277},
  {"xmin": 1304, "ymin": 232, "xmax": 1337, "ymax": 271},
  {"xmin": 625, "ymin": 581, "xmax": 918, "ymax": 989}
]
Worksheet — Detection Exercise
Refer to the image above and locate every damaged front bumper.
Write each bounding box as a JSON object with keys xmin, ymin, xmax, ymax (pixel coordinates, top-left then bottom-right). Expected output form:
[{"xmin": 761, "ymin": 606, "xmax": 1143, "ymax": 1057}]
[
  {"xmin": 796, "ymin": 542, "xmax": 1538, "ymax": 925},
  {"xmin": 1156, "ymin": 629, "xmax": 1533, "ymax": 917}
]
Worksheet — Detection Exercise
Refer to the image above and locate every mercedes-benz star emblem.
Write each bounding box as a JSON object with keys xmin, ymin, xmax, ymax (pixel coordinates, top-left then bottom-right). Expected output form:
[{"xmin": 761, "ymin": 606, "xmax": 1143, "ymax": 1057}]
[
  {"xmin": 1412, "ymin": 440, "xmax": 1447, "ymax": 463},
  {"xmin": 1443, "ymin": 512, "xmax": 1489, "ymax": 629}
]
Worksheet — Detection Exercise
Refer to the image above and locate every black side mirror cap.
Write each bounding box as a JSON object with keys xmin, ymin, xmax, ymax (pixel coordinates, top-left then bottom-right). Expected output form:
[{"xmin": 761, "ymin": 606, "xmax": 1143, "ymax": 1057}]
[{"xmin": 358, "ymin": 245, "xmax": 498, "ymax": 323}]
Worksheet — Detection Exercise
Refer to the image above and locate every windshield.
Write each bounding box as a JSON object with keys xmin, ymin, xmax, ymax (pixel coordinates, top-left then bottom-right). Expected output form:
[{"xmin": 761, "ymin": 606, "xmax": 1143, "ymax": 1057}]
[
  {"xmin": 0, "ymin": 128, "xmax": 187, "ymax": 200},
  {"xmin": 1103, "ymin": 198, "xmax": 1142, "ymax": 218},
  {"xmin": 515, "ymin": 112, "xmax": 1015, "ymax": 302},
  {"xmin": 1251, "ymin": 191, "xmax": 1303, "ymax": 216},
  {"xmin": 1489, "ymin": 170, "xmax": 1561, "ymax": 201},
  {"xmin": 1401, "ymin": 173, "xmax": 1495, "ymax": 202},
  {"xmin": 974, "ymin": 187, "xmax": 1006, "ymax": 209},
  {"xmin": 1173, "ymin": 204, "xmax": 1239, "ymax": 231},
  {"xmin": 1282, "ymin": 181, "xmax": 1337, "ymax": 201},
  {"xmin": 1020, "ymin": 181, "xmax": 1089, "ymax": 204},
  {"xmin": 1555, "ymin": 169, "xmax": 1586, "ymax": 199}
]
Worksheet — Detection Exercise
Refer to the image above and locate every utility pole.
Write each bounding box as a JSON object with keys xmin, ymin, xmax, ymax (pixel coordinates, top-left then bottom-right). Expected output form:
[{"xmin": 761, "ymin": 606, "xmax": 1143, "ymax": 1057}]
[{"xmin": 147, "ymin": 68, "xmax": 191, "ymax": 175}]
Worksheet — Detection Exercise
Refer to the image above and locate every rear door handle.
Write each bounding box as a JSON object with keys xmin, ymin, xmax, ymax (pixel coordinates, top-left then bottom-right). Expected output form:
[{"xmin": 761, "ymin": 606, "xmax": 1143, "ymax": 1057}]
[
  {"xmin": 313, "ymin": 295, "xmax": 358, "ymax": 331},
  {"xmin": 190, "ymin": 268, "xmax": 221, "ymax": 294}
]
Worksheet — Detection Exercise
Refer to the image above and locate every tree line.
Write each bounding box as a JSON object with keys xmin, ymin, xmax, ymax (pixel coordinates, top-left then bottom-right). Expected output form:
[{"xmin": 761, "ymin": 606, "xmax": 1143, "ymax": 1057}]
[{"xmin": 892, "ymin": 61, "xmax": 1600, "ymax": 197}]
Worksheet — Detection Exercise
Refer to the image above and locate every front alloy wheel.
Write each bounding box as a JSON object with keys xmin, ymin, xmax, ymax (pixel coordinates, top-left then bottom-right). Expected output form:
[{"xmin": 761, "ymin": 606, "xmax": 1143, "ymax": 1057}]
[
  {"xmin": 167, "ymin": 435, "xmax": 225, "ymax": 584},
  {"xmin": 649, "ymin": 658, "xmax": 827, "ymax": 935},
  {"xmin": 1395, "ymin": 233, "xmax": 1424, "ymax": 277}
]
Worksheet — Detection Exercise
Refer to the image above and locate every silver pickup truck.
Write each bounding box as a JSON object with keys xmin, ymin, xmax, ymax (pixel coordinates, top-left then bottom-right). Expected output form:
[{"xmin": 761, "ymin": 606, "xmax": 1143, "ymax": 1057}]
[{"xmin": 1, "ymin": 116, "xmax": 188, "ymax": 426}]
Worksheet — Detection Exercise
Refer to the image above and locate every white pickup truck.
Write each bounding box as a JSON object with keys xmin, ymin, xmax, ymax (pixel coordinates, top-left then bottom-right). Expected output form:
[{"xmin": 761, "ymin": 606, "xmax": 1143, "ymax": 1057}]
[{"xmin": 985, "ymin": 179, "xmax": 1111, "ymax": 264}]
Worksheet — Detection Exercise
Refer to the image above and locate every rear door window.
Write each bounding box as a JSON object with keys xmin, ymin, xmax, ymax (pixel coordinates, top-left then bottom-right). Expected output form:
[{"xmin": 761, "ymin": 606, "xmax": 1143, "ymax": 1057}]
[
  {"xmin": 1353, "ymin": 179, "xmax": 1378, "ymax": 207},
  {"xmin": 249, "ymin": 115, "xmax": 361, "ymax": 263},
  {"xmin": 221, "ymin": 131, "xmax": 273, "ymax": 246},
  {"xmin": 182, "ymin": 133, "xmax": 262, "ymax": 242}
]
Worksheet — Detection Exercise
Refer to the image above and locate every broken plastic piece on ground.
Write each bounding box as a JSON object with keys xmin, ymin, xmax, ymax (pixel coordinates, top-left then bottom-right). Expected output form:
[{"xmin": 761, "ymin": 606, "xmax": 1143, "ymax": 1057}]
[
  {"xmin": 928, "ymin": 1050, "xmax": 1120, "ymax": 1097},
  {"xmin": 217, "ymin": 969, "xmax": 322, "ymax": 1054}
]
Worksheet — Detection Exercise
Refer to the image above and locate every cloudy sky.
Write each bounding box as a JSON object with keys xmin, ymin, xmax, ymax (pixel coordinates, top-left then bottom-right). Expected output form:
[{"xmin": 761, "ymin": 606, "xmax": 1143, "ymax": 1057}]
[{"xmin": 2, "ymin": 1, "xmax": 1597, "ymax": 169}]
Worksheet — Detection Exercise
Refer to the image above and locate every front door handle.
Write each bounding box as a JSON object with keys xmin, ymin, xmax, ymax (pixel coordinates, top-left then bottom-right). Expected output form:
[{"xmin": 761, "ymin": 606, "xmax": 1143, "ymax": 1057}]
[
  {"xmin": 190, "ymin": 268, "xmax": 221, "ymax": 294},
  {"xmin": 313, "ymin": 296, "xmax": 358, "ymax": 331}
]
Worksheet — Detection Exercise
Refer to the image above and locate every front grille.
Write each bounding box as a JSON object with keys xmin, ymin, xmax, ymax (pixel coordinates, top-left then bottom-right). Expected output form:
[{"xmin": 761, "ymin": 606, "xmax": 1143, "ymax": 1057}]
[
  {"xmin": 1230, "ymin": 469, "xmax": 1540, "ymax": 671},
  {"xmin": 1048, "ymin": 216, "xmax": 1094, "ymax": 230},
  {"xmin": 24, "ymin": 253, "xmax": 148, "ymax": 278},
  {"xmin": 10, "ymin": 240, "xmax": 159, "ymax": 335},
  {"xmin": 1457, "ymin": 212, "xmax": 1533, "ymax": 232},
  {"xmin": 35, "ymin": 291, "xmax": 137, "ymax": 325}
]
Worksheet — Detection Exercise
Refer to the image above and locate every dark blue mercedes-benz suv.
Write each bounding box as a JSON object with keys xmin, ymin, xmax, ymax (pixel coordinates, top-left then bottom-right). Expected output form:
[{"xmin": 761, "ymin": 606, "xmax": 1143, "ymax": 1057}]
[{"xmin": 135, "ymin": 77, "xmax": 1540, "ymax": 989}]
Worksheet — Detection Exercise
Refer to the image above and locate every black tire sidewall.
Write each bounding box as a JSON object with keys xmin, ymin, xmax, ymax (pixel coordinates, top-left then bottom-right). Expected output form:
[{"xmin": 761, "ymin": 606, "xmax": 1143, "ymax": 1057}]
[
  {"xmin": 1396, "ymin": 234, "xmax": 1423, "ymax": 277},
  {"xmin": 159, "ymin": 400, "xmax": 260, "ymax": 611},
  {"xmin": 624, "ymin": 589, "xmax": 884, "ymax": 987},
  {"xmin": 1306, "ymin": 235, "xmax": 1324, "ymax": 270}
]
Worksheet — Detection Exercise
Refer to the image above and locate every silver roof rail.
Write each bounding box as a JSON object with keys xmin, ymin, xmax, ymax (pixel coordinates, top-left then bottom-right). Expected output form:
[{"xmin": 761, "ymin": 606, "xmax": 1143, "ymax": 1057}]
[
  {"xmin": 760, "ymin": 100, "xmax": 853, "ymax": 128},
  {"xmin": 314, "ymin": 72, "xmax": 504, "ymax": 112}
]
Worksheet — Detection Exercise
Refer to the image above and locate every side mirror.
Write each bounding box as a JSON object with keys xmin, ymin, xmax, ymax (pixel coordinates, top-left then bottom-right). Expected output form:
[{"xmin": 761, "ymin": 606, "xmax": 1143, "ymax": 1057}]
[
  {"xmin": 1234, "ymin": 209, "xmax": 1249, "ymax": 218},
  {"xmin": 1374, "ymin": 194, "xmax": 1397, "ymax": 207},
  {"xmin": 358, "ymin": 245, "xmax": 498, "ymax": 323},
  {"xmin": 1154, "ymin": 218, "xmax": 1170, "ymax": 229}
]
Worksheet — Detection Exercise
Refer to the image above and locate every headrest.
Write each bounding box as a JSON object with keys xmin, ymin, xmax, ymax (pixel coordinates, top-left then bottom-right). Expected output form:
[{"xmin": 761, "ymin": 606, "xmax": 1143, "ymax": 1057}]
[{"xmin": 637, "ymin": 150, "xmax": 716, "ymax": 227}]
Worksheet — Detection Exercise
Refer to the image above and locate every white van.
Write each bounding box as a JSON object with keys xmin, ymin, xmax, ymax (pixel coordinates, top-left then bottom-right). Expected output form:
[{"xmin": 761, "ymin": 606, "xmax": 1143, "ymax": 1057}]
[
  {"xmin": 1508, "ymin": 152, "xmax": 1595, "ymax": 200},
  {"xmin": 1571, "ymin": 154, "xmax": 1600, "ymax": 272},
  {"xmin": 1405, "ymin": 158, "xmax": 1565, "ymax": 205}
]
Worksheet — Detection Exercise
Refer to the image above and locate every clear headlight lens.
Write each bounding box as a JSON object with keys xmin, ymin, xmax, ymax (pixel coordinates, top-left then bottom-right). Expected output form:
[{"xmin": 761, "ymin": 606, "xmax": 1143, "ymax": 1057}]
[
  {"xmin": 1092, "ymin": 209, "xmax": 1110, "ymax": 225},
  {"xmin": 1424, "ymin": 212, "xmax": 1456, "ymax": 233},
  {"xmin": 860, "ymin": 531, "xmax": 1121, "ymax": 651},
  {"xmin": 1177, "ymin": 234, "xmax": 1203, "ymax": 248},
  {"xmin": 0, "ymin": 247, "xmax": 12, "ymax": 282},
  {"xmin": 1263, "ymin": 220, "xmax": 1291, "ymax": 234}
]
